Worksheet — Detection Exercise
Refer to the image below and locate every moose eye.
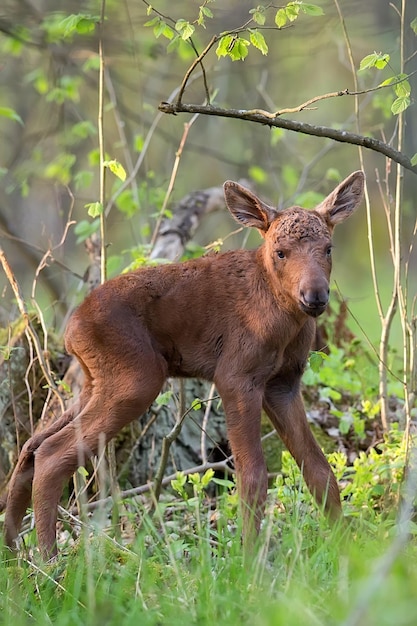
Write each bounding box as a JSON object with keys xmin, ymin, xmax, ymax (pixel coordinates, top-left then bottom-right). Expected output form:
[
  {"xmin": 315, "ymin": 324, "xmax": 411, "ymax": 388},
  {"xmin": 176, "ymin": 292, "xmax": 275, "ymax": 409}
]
[
  {"xmin": 326, "ymin": 246, "xmax": 332, "ymax": 258},
  {"xmin": 277, "ymin": 250, "xmax": 285, "ymax": 259}
]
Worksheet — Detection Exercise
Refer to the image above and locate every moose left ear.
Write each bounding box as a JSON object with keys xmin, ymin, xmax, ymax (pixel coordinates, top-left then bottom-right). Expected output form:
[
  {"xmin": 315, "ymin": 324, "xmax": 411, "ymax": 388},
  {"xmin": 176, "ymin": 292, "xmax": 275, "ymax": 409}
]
[{"xmin": 316, "ymin": 171, "xmax": 365, "ymax": 228}]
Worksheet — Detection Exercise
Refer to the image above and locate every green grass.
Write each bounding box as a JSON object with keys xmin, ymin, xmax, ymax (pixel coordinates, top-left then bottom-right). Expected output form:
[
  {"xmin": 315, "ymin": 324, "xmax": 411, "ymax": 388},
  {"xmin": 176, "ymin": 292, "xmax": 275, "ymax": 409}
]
[
  {"xmin": 2, "ymin": 512, "xmax": 417, "ymax": 626},
  {"xmin": 2, "ymin": 443, "xmax": 417, "ymax": 626},
  {"xmin": 0, "ymin": 334, "xmax": 413, "ymax": 625}
]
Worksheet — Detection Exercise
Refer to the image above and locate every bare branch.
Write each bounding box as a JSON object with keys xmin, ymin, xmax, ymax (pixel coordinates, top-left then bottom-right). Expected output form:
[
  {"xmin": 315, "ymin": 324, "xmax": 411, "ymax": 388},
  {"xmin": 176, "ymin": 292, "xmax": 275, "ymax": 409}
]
[
  {"xmin": 71, "ymin": 458, "xmax": 234, "ymax": 515},
  {"xmin": 158, "ymin": 101, "xmax": 417, "ymax": 175}
]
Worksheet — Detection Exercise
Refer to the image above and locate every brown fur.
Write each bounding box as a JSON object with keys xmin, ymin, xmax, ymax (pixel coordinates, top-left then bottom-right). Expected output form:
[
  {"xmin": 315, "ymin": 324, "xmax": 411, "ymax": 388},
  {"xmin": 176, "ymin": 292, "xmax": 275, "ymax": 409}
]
[{"xmin": 4, "ymin": 171, "xmax": 364, "ymax": 559}]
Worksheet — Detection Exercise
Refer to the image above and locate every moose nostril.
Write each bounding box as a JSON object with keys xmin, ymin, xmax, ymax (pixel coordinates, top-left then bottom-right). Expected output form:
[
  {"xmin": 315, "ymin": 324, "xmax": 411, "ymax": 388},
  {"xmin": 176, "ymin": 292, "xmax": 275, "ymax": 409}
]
[{"xmin": 301, "ymin": 289, "xmax": 329, "ymax": 307}]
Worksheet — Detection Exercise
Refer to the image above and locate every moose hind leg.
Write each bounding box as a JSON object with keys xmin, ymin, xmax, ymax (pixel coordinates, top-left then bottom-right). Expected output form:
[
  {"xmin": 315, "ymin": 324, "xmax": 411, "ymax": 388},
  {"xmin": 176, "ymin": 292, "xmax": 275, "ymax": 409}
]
[
  {"xmin": 3, "ymin": 405, "xmax": 79, "ymax": 550},
  {"xmin": 32, "ymin": 356, "xmax": 166, "ymax": 559}
]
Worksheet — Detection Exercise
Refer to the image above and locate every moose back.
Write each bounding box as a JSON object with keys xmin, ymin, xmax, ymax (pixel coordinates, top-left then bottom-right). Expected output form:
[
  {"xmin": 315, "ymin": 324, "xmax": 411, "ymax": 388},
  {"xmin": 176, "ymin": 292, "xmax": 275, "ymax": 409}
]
[{"xmin": 4, "ymin": 170, "xmax": 364, "ymax": 559}]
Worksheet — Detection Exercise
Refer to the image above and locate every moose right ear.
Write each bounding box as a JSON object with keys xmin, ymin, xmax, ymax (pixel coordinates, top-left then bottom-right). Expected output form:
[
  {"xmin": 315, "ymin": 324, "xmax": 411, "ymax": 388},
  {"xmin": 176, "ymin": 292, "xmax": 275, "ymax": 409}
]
[
  {"xmin": 223, "ymin": 181, "xmax": 278, "ymax": 234},
  {"xmin": 315, "ymin": 171, "xmax": 365, "ymax": 228}
]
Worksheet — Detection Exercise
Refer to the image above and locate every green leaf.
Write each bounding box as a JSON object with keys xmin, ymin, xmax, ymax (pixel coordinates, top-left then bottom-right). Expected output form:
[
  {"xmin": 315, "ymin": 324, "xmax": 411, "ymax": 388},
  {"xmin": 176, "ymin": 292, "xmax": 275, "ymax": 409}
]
[
  {"xmin": 155, "ymin": 390, "xmax": 174, "ymax": 406},
  {"xmin": 201, "ymin": 468, "xmax": 215, "ymax": 487},
  {"xmin": 250, "ymin": 7, "xmax": 266, "ymax": 25},
  {"xmin": 25, "ymin": 68, "xmax": 50, "ymax": 94},
  {"xmin": 188, "ymin": 472, "xmax": 201, "ymax": 486},
  {"xmin": 411, "ymin": 16, "xmax": 417, "ymax": 34},
  {"xmin": 378, "ymin": 76, "xmax": 397, "ymax": 87},
  {"xmin": 147, "ymin": 17, "xmax": 174, "ymax": 40},
  {"xmin": 82, "ymin": 54, "xmax": 100, "ymax": 72},
  {"xmin": 249, "ymin": 164, "xmax": 268, "ymax": 183},
  {"xmin": 44, "ymin": 152, "xmax": 76, "ymax": 184},
  {"xmin": 191, "ymin": 398, "xmax": 203, "ymax": 410},
  {"xmin": 275, "ymin": 9, "xmax": 287, "ymax": 28},
  {"xmin": 339, "ymin": 413, "xmax": 352, "ymax": 435},
  {"xmin": 106, "ymin": 254, "xmax": 122, "ymax": 278},
  {"xmin": 294, "ymin": 190, "xmax": 325, "ymax": 208},
  {"xmin": 166, "ymin": 35, "xmax": 181, "ymax": 53},
  {"xmin": 379, "ymin": 73, "xmax": 410, "ymax": 97},
  {"xmin": 326, "ymin": 167, "xmax": 341, "ymax": 181},
  {"xmin": 394, "ymin": 77, "xmax": 411, "ymax": 98},
  {"xmin": 0, "ymin": 106, "xmax": 23, "ymax": 125},
  {"xmin": 271, "ymin": 127, "xmax": 285, "ymax": 145},
  {"xmin": 391, "ymin": 95, "xmax": 410, "ymax": 115},
  {"xmin": 359, "ymin": 52, "xmax": 390, "ymax": 71},
  {"xmin": 300, "ymin": 3, "xmax": 324, "ymax": 16},
  {"xmin": 144, "ymin": 16, "xmax": 159, "ymax": 28},
  {"xmin": 212, "ymin": 477, "xmax": 235, "ymax": 489},
  {"xmin": 217, "ymin": 35, "xmax": 250, "ymax": 61},
  {"xmin": 85, "ymin": 201, "xmax": 103, "ymax": 218},
  {"xmin": 59, "ymin": 14, "xmax": 99, "ymax": 37},
  {"xmin": 171, "ymin": 472, "xmax": 188, "ymax": 498},
  {"xmin": 74, "ymin": 218, "xmax": 100, "ymax": 243},
  {"xmin": 75, "ymin": 17, "xmax": 97, "ymax": 34},
  {"xmin": 181, "ymin": 23, "xmax": 194, "ymax": 40},
  {"xmin": 201, "ymin": 6, "xmax": 213, "ymax": 18},
  {"xmin": 74, "ymin": 170, "xmax": 93, "ymax": 190},
  {"xmin": 249, "ymin": 30, "xmax": 268, "ymax": 55},
  {"xmin": 216, "ymin": 35, "xmax": 234, "ymax": 58},
  {"xmin": 134, "ymin": 134, "xmax": 144, "ymax": 152},
  {"xmin": 286, "ymin": 3, "xmax": 301, "ymax": 22},
  {"xmin": 198, "ymin": 5, "xmax": 213, "ymax": 26},
  {"xmin": 411, "ymin": 153, "xmax": 417, "ymax": 167},
  {"xmin": 72, "ymin": 120, "xmax": 96, "ymax": 139},
  {"xmin": 175, "ymin": 19, "xmax": 195, "ymax": 40},
  {"xmin": 374, "ymin": 54, "xmax": 390, "ymax": 69},
  {"xmin": 229, "ymin": 37, "xmax": 249, "ymax": 61},
  {"xmin": 309, "ymin": 351, "xmax": 328, "ymax": 373},
  {"xmin": 359, "ymin": 53, "xmax": 378, "ymax": 70},
  {"xmin": 77, "ymin": 466, "xmax": 89, "ymax": 478},
  {"xmin": 104, "ymin": 159, "xmax": 127, "ymax": 181},
  {"xmin": 115, "ymin": 189, "xmax": 138, "ymax": 218}
]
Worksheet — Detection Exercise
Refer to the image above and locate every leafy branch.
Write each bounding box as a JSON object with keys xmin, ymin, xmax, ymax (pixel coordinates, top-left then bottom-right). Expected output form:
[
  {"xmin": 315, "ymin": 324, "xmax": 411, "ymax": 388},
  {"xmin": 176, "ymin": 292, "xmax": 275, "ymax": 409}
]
[
  {"xmin": 148, "ymin": 0, "xmax": 416, "ymax": 173},
  {"xmin": 143, "ymin": 1, "xmax": 324, "ymax": 105}
]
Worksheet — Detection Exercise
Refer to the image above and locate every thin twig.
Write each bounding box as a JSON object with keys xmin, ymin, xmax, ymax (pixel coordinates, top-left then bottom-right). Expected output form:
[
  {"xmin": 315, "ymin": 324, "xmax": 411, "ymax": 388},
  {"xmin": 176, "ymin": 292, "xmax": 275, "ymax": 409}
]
[
  {"xmin": 98, "ymin": 0, "xmax": 107, "ymax": 284},
  {"xmin": 245, "ymin": 73, "xmax": 417, "ymax": 118},
  {"xmin": 201, "ymin": 383, "xmax": 216, "ymax": 466},
  {"xmin": 0, "ymin": 227, "xmax": 81, "ymax": 279},
  {"xmin": 97, "ymin": 0, "xmax": 119, "ymax": 511},
  {"xmin": 150, "ymin": 113, "xmax": 199, "ymax": 250},
  {"xmin": 151, "ymin": 399, "xmax": 190, "ymax": 505},
  {"xmin": 176, "ymin": 35, "xmax": 217, "ymax": 104},
  {"xmin": 104, "ymin": 67, "xmax": 139, "ymax": 208}
]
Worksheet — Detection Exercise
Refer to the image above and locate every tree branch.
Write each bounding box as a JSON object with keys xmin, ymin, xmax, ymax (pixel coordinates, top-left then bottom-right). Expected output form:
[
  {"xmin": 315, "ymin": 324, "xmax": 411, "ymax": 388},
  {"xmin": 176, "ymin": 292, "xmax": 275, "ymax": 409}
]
[{"xmin": 158, "ymin": 101, "xmax": 417, "ymax": 175}]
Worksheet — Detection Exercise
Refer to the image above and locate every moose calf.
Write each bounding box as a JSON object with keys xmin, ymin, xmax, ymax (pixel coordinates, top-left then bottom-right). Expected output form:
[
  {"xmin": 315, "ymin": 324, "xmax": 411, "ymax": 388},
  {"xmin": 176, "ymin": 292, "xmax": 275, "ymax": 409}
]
[{"xmin": 4, "ymin": 171, "xmax": 364, "ymax": 559}]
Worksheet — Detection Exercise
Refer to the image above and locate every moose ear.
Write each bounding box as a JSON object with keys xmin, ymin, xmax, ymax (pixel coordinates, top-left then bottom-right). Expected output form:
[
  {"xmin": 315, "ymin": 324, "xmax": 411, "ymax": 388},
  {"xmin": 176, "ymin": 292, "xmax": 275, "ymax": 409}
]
[
  {"xmin": 223, "ymin": 181, "xmax": 278, "ymax": 234},
  {"xmin": 315, "ymin": 171, "xmax": 365, "ymax": 228}
]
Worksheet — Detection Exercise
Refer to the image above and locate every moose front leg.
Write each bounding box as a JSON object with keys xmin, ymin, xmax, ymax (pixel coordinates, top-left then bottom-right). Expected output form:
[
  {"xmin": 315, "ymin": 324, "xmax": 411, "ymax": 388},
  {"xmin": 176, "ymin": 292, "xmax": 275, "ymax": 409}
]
[
  {"xmin": 216, "ymin": 379, "xmax": 268, "ymax": 540},
  {"xmin": 263, "ymin": 376, "xmax": 341, "ymax": 519}
]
